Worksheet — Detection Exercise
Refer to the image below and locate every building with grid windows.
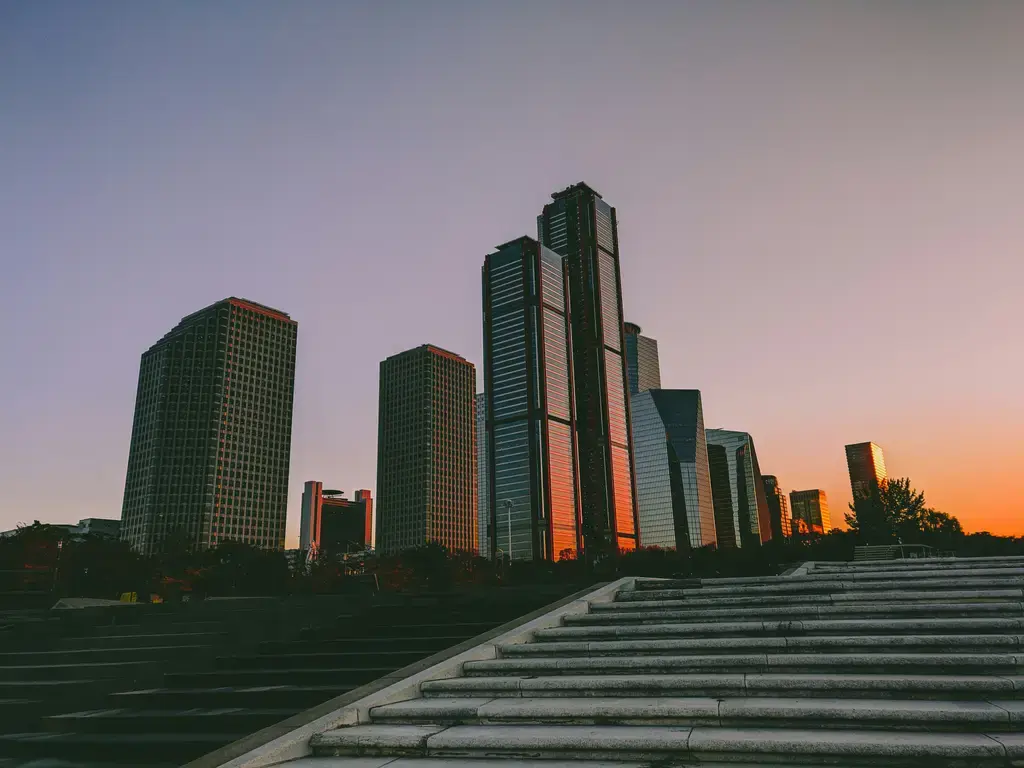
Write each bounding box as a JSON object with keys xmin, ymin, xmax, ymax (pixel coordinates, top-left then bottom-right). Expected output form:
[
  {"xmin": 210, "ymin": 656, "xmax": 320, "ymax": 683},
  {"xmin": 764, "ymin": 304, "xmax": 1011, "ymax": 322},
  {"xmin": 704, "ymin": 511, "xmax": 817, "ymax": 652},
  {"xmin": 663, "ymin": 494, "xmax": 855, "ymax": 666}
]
[
  {"xmin": 624, "ymin": 322, "xmax": 661, "ymax": 394},
  {"xmin": 630, "ymin": 389, "xmax": 716, "ymax": 551},
  {"xmin": 300, "ymin": 481, "xmax": 373, "ymax": 555},
  {"xmin": 476, "ymin": 393, "xmax": 490, "ymax": 559},
  {"xmin": 790, "ymin": 488, "xmax": 832, "ymax": 534},
  {"xmin": 120, "ymin": 297, "xmax": 297, "ymax": 555},
  {"xmin": 375, "ymin": 345, "xmax": 476, "ymax": 555},
  {"xmin": 705, "ymin": 429, "xmax": 772, "ymax": 548},
  {"xmin": 846, "ymin": 441, "xmax": 888, "ymax": 502},
  {"xmin": 481, "ymin": 236, "xmax": 581, "ymax": 562},
  {"xmin": 538, "ymin": 183, "xmax": 638, "ymax": 555},
  {"xmin": 762, "ymin": 475, "xmax": 793, "ymax": 539}
]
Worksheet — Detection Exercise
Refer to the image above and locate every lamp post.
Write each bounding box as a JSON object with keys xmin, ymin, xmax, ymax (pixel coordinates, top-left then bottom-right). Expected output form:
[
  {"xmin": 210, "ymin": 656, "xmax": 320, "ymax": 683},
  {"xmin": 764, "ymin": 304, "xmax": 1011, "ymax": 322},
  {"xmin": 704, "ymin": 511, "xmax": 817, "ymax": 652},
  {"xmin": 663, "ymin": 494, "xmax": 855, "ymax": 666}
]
[{"xmin": 503, "ymin": 499, "xmax": 513, "ymax": 562}]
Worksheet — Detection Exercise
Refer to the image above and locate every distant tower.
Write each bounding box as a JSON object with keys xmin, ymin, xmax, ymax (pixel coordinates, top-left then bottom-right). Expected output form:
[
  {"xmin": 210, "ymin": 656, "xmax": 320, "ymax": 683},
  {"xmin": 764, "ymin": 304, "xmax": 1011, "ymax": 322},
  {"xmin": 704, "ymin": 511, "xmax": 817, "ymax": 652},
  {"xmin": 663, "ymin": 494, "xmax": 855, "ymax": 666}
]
[
  {"xmin": 475, "ymin": 392, "xmax": 490, "ymax": 559},
  {"xmin": 120, "ymin": 298, "xmax": 297, "ymax": 554},
  {"xmin": 705, "ymin": 430, "xmax": 772, "ymax": 547},
  {"xmin": 630, "ymin": 389, "xmax": 717, "ymax": 550},
  {"xmin": 481, "ymin": 236, "xmax": 581, "ymax": 561},
  {"xmin": 375, "ymin": 345, "xmax": 476, "ymax": 555},
  {"xmin": 762, "ymin": 475, "xmax": 792, "ymax": 539},
  {"xmin": 845, "ymin": 442, "xmax": 888, "ymax": 501},
  {"xmin": 300, "ymin": 482, "xmax": 373, "ymax": 555},
  {"xmin": 790, "ymin": 489, "xmax": 831, "ymax": 534},
  {"xmin": 623, "ymin": 322, "xmax": 661, "ymax": 394},
  {"xmin": 538, "ymin": 182, "xmax": 638, "ymax": 555}
]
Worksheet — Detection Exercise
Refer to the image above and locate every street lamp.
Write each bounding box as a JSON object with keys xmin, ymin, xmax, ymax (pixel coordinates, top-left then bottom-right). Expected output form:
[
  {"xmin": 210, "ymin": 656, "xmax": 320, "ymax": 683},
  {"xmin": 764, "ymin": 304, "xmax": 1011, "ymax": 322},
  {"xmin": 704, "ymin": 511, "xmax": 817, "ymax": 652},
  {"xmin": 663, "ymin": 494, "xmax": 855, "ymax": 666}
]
[{"xmin": 502, "ymin": 499, "xmax": 513, "ymax": 562}]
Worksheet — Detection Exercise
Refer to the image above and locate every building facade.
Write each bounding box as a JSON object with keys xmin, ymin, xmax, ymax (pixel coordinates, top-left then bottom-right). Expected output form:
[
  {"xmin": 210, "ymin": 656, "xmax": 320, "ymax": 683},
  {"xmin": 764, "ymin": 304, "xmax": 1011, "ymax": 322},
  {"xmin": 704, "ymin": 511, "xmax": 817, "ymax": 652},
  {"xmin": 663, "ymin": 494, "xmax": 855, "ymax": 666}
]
[
  {"xmin": 761, "ymin": 475, "xmax": 792, "ymax": 539},
  {"xmin": 375, "ymin": 345, "xmax": 476, "ymax": 555},
  {"xmin": 790, "ymin": 489, "xmax": 831, "ymax": 534},
  {"xmin": 300, "ymin": 481, "xmax": 373, "ymax": 555},
  {"xmin": 481, "ymin": 237, "xmax": 581, "ymax": 562},
  {"xmin": 846, "ymin": 442, "xmax": 888, "ymax": 501},
  {"xmin": 630, "ymin": 390, "xmax": 717, "ymax": 551},
  {"xmin": 538, "ymin": 182, "xmax": 638, "ymax": 554},
  {"xmin": 476, "ymin": 392, "xmax": 490, "ymax": 559},
  {"xmin": 120, "ymin": 298, "xmax": 297, "ymax": 554},
  {"xmin": 705, "ymin": 429, "xmax": 772, "ymax": 547},
  {"xmin": 623, "ymin": 322, "xmax": 661, "ymax": 394}
]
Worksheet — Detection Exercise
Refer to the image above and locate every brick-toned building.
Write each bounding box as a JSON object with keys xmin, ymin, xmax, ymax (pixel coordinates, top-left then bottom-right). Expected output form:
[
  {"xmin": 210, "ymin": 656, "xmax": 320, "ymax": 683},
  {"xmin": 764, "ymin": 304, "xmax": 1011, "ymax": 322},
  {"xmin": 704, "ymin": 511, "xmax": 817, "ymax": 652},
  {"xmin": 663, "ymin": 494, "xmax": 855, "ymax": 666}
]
[
  {"xmin": 120, "ymin": 298, "xmax": 297, "ymax": 554},
  {"xmin": 375, "ymin": 345, "xmax": 477, "ymax": 555}
]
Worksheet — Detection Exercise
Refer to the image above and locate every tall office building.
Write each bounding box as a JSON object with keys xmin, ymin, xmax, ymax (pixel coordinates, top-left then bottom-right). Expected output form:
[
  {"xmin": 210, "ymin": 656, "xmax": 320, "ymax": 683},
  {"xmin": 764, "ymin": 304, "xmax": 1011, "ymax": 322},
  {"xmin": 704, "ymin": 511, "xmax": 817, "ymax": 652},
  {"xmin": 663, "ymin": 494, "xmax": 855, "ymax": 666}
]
[
  {"xmin": 375, "ymin": 345, "xmax": 476, "ymax": 555},
  {"xmin": 299, "ymin": 481, "xmax": 373, "ymax": 555},
  {"xmin": 538, "ymin": 182, "xmax": 638, "ymax": 554},
  {"xmin": 762, "ymin": 475, "xmax": 792, "ymax": 539},
  {"xmin": 481, "ymin": 237, "xmax": 581, "ymax": 561},
  {"xmin": 790, "ymin": 489, "xmax": 831, "ymax": 534},
  {"xmin": 475, "ymin": 393, "xmax": 490, "ymax": 559},
  {"xmin": 623, "ymin": 322, "xmax": 661, "ymax": 394},
  {"xmin": 120, "ymin": 298, "xmax": 297, "ymax": 554},
  {"xmin": 630, "ymin": 390, "xmax": 716, "ymax": 551},
  {"xmin": 846, "ymin": 442, "xmax": 888, "ymax": 501},
  {"xmin": 705, "ymin": 429, "xmax": 772, "ymax": 547}
]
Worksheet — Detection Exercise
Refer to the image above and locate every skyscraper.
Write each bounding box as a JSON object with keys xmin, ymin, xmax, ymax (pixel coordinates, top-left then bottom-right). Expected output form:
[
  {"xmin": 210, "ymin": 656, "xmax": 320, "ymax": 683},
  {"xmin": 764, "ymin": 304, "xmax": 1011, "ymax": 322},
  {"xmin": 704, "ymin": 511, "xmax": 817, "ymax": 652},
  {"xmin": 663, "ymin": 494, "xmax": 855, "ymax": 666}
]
[
  {"xmin": 846, "ymin": 442, "xmax": 888, "ymax": 501},
  {"xmin": 790, "ymin": 489, "xmax": 831, "ymax": 534},
  {"xmin": 705, "ymin": 429, "xmax": 772, "ymax": 547},
  {"xmin": 481, "ymin": 237, "xmax": 581, "ymax": 561},
  {"xmin": 762, "ymin": 475, "xmax": 792, "ymax": 539},
  {"xmin": 623, "ymin": 322, "xmax": 661, "ymax": 394},
  {"xmin": 120, "ymin": 298, "xmax": 297, "ymax": 554},
  {"xmin": 630, "ymin": 389, "xmax": 716, "ymax": 550},
  {"xmin": 538, "ymin": 182, "xmax": 638, "ymax": 554},
  {"xmin": 300, "ymin": 481, "xmax": 373, "ymax": 555},
  {"xmin": 475, "ymin": 392, "xmax": 490, "ymax": 559},
  {"xmin": 375, "ymin": 344, "xmax": 476, "ymax": 555}
]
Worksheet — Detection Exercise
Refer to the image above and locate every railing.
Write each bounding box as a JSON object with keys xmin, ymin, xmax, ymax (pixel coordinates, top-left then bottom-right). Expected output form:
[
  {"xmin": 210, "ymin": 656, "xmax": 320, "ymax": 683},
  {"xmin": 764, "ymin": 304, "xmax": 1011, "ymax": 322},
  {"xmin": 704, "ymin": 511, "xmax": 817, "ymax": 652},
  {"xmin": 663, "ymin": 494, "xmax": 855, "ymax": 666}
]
[{"xmin": 853, "ymin": 544, "xmax": 939, "ymax": 562}]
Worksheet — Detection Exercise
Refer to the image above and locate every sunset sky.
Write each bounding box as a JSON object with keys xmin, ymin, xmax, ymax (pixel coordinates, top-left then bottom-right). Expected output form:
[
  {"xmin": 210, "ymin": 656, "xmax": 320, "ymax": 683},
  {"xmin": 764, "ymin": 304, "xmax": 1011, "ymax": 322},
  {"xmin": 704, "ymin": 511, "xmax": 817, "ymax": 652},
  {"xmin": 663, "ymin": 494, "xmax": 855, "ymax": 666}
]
[{"xmin": 1, "ymin": 1, "xmax": 1021, "ymax": 544}]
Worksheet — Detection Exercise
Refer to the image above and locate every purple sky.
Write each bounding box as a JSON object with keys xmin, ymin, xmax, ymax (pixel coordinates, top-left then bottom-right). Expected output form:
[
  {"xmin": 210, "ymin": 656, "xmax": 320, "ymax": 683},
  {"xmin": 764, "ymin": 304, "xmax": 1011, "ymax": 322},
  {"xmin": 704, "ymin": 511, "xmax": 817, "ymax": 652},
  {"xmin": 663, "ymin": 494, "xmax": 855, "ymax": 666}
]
[{"xmin": 2, "ymin": 1, "xmax": 1022, "ymax": 543}]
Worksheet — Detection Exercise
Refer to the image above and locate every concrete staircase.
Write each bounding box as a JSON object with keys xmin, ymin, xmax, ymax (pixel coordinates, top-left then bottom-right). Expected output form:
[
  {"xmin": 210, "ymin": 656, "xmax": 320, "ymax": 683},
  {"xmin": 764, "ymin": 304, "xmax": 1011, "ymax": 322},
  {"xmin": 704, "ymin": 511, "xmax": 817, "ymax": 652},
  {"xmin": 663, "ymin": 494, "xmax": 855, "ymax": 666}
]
[{"xmin": 296, "ymin": 556, "xmax": 1024, "ymax": 767}]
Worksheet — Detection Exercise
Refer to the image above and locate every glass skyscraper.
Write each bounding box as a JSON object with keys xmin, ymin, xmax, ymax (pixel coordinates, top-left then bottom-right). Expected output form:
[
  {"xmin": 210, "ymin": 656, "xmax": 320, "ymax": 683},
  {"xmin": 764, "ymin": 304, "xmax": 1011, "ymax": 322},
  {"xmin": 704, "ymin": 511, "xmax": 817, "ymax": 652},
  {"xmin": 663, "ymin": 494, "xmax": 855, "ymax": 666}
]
[
  {"xmin": 762, "ymin": 475, "xmax": 792, "ymax": 539},
  {"xmin": 790, "ymin": 488, "xmax": 832, "ymax": 534},
  {"xmin": 624, "ymin": 322, "xmax": 661, "ymax": 394},
  {"xmin": 120, "ymin": 298, "xmax": 297, "ymax": 555},
  {"xmin": 475, "ymin": 392, "xmax": 490, "ymax": 559},
  {"xmin": 481, "ymin": 236, "xmax": 581, "ymax": 561},
  {"xmin": 538, "ymin": 183, "xmax": 638, "ymax": 554},
  {"xmin": 705, "ymin": 429, "xmax": 772, "ymax": 547},
  {"xmin": 846, "ymin": 441, "xmax": 888, "ymax": 501},
  {"xmin": 630, "ymin": 389, "xmax": 716, "ymax": 551},
  {"xmin": 375, "ymin": 345, "xmax": 477, "ymax": 555}
]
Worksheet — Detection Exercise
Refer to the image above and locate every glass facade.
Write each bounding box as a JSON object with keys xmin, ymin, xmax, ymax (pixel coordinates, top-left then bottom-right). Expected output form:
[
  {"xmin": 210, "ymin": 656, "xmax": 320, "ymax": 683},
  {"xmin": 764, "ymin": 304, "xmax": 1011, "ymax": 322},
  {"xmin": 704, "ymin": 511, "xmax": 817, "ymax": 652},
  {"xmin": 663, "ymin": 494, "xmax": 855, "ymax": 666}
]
[
  {"xmin": 476, "ymin": 393, "xmax": 490, "ymax": 558},
  {"xmin": 376, "ymin": 345, "xmax": 477, "ymax": 555},
  {"xmin": 120, "ymin": 298, "xmax": 297, "ymax": 555},
  {"xmin": 624, "ymin": 322, "xmax": 661, "ymax": 394},
  {"xmin": 538, "ymin": 183, "xmax": 638, "ymax": 554},
  {"xmin": 762, "ymin": 475, "xmax": 793, "ymax": 539},
  {"xmin": 631, "ymin": 390, "xmax": 716, "ymax": 550},
  {"xmin": 481, "ymin": 237, "xmax": 580, "ymax": 561},
  {"xmin": 790, "ymin": 488, "xmax": 831, "ymax": 534},
  {"xmin": 846, "ymin": 442, "xmax": 887, "ymax": 501},
  {"xmin": 705, "ymin": 429, "xmax": 772, "ymax": 547}
]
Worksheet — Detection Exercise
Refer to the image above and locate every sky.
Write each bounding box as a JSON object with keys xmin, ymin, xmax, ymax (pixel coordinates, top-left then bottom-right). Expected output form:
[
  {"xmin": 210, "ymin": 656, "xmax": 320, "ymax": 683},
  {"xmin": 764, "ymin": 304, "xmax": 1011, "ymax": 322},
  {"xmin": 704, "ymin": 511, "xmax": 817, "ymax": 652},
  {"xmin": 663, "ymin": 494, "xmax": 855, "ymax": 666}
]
[{"xmin": 1, "ymin": 1, "xmax": 1022, "ymax": 544}]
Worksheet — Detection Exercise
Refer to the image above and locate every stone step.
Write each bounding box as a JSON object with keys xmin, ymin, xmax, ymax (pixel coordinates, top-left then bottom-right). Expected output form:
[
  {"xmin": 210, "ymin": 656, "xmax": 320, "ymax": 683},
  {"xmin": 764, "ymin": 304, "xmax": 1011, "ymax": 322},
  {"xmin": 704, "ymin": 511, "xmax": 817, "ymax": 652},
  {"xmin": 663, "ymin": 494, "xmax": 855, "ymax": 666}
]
[
  {"xmin": 420, "ymin": 672, "xmax": 1024, "ymax": 701},
  {"xmin": 625, "ymin": 575, "xmax": 1024, "ymax": 599},
  {"xmin": 274, "ymin": 760, "xmax": 652, "ymax": 768},
  {"xmin": 0, "ymin": 644, "xmax": 213, "ymax": 666},
  {"xmin": 258, "ymin": 635, "xmax": 470, "ymax": 655},
  {"xmin": 0, "ymin": 731, "xmax": 238, "ymax": 764},
  {"xmin": 308, "ymin": 723, "xmax": 1022, "ymax": 765},
  {"xmin": 213, "ymin": 649, "xmax": 440, "ymax": 671},
  {"xmin": 108, "ymin": 683, "xmax": 354, "ymax": 710},
  {"xmin": 164, "ymin": 666, "xmax": 394, "ymax": 689},
  {"xmin": 43, "ymin": 706, "xmax": 297, "ymax": 734},
  {"xmin": 0, "ymin": 661, "xmax": 158, "ymax": 682},
  {"xmin": 609, "ymin": 588, "xmax": 1024, "ymax": 609},
  {"xmin": 634, "ymin": 565, "xmax": 1024, "ymax": 587},
  {"xmin": 813, "ymin": 556, "xmax": 1024, "ymax": 572},
  {"xmin": 368, "ymin": 695, "xmax": 1024, "ymax": 731},
  {"xmin": 59, "ymin": 631, "xmax": 228, "ymax": 650},
  {"xmin": 85, "ymin": 620, "xmax": 227, "ymax": 637},
  {"xmin": 500, "ymin": 634, "xmax": 1024, "ymax": 657},
  {"xmin": 462, "ymin": 652, "xmax": 1024, "ymax": 677},
  {"xmin": 338, "ymin": 622, "xmax": 501, "ymax": 640},
  {"xmin": 536, "ymin": 616, "xmax": 1024, "ymax": 640},
  {"xmin": 567, "ymin": 601, "xmax": 1024, "ymax": 625}
]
